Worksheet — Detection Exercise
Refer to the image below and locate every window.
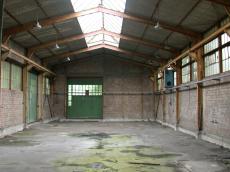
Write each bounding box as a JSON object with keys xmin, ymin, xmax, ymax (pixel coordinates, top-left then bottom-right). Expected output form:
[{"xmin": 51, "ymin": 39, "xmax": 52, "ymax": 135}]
[
  {"xmin": 221, "ymin": 33, "xmax": 230, "ymax": 72},
  {"xmin": 68, "ymin": 84, "xmax": 103, "ymax": 106},
  {"xmin": 191, "ymin": 62, "xmax": 197, "ymax": 81},
  {"xmin": 157, "ymin": 72, "xmax": 163, "ymax": 91},
  {"xmin": 71, "ymin": 0, "xmax": 127, "ymax": 47},
  {"xmin": 204, "ymin": 37, "xmax": 221, "ymax": 77},
  {"xmin": 44, "ymin": 77, "xmax": 51, "ymax": 95},
  {"xmin": 182, "ymin": 56, "xmax": 190, "ymax": 83},
  {"xmin": 174, "ymin": 71, "xmax": 177, "ymax": 86},
  {"xmin": 204, "ymin": 51, "xmax": 219, "ymax": 77},
  {"xmin": 1, "ymin": 61, "xmax": 10, "ymax": 89},
  {"xmin": 181, "ymin": 56, "xmax": 197, "ymax": 83},
  {"xmin": 1, "ymin": 62, "xmax": 22, "ymax": 90},
  {"xmin": 11, "ymin": 64, "xmax": 22, "ymax": 90}
]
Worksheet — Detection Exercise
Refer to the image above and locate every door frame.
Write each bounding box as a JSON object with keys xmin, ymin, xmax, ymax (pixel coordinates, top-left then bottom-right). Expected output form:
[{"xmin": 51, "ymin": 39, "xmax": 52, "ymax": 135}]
[
  {"xmin": 65, "ymin": 77, "xmax": 104, "ymax": 119},
  {"xmin": 27, "ymin": 71, "xmax": 38, "ymax": 124}
]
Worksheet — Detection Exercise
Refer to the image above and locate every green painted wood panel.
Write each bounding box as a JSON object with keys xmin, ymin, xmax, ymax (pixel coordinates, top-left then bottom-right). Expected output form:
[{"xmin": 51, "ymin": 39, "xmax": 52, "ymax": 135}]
[
  {"xmin": 27, "ymin": 72, "xmax": 38, "ymax": 123},
  {"xmin": 1, "ymin": 61, "xmax": 10, "ymax": 89},
  {"xmin": 67, "ymin": 78, "xmax": 103, "ymax": 119},
  {"xmin": 11, "ymin": 64, "xmax": 22, "ymax": 90}
]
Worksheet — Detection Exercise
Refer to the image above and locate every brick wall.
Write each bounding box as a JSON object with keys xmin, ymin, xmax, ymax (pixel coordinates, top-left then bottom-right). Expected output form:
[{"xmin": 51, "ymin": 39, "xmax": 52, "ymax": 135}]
[
  {"xmin": 154, "ymin": 75, "xmax": 230, "ymax": 146},
  {"xmin": 164, "ymin": 92, "xmax": 176, "ymax": 125},
  {"xmin": 179, "ymin": 89, "xmax": 197, "ymax": 132},
  {"xmin": 52, "ymin": 55, "xmax": 154, "ymax": 120},
  {"xmin": 0, "ymin": 89, "xmax": 23, "ymax": 129},
  {"xmin": 203, "ymin": 77, "xmax": 230, "ymax": 144}
]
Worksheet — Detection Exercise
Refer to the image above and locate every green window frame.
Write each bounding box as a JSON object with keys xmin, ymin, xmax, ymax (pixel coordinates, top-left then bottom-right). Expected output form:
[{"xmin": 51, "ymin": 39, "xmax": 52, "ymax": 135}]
[
  {"xmin": 68, "ymin": 84, "xmax": 103, "ymax": 107},
  {"xmin": 1, "ymin": 61, "xmax": 10, "ymax": 89},
  {"xmin": 11, "ymin": 64, "xmax": 22, "ymax": 90}
]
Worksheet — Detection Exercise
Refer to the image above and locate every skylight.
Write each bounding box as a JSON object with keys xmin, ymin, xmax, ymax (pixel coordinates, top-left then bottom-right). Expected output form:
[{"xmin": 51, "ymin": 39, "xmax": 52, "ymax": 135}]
[{"xmin": 71, "ymin": 0, "xmax": 127, "ymax": 47}]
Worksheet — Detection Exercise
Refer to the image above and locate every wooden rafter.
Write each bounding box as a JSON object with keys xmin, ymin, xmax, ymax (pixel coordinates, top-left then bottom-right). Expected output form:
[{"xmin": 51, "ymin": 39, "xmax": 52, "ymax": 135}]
[
  {"xmin": 43, "ymin": 44, "xmax": 166, "ymax": 66},
  {"xmin": 43, "ymin": 44, "xmax": 104, "ymax": 63},
  {"xmin": 4, "ymin": 6, "xmax": 201, "ymax": 39},
  {"xmin": 103, "ymin": 44, "xmax": 165, "ymax": 65},
  {"xmin": 225, "ymin": 6, "xmax": 230, "ymax": 16},
  {"xmin": 1, "ymin": 44, "xmax": 55, "ymax": 75},
  {"xmin": 225, "ymin": 28, "xmax": 230, "ymax": 37},
  {"xmin": 206, "ymin": 0, "xmax": 230, "ymax": 6},
  {"xmin": 158, "ymin": 20, "xmax": 230, "ymax": 72},
  {"xmin": 28, "ymin": 29, "xmax": 178, "ymax": 54}
]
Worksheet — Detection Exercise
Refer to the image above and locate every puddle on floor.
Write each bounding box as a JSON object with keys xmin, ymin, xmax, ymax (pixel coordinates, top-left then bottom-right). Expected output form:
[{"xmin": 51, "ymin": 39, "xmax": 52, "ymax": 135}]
[
  {"xmin": 0, "ymin": 129, "xmax": 39, "ymax": 147},
  {"xmin": 55, "ymin": 133, "xmax": 182, "ymax": 172},
  {"xmin": 0, "ymin": 135, "xmax": 38, "ymax": 147}
]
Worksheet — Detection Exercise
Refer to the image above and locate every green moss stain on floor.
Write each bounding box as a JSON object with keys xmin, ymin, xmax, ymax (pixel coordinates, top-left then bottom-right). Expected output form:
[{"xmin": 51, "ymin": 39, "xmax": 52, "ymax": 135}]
[{"xmin": 55, "ymin": 133, "xmax": 182, "ymax": 172}]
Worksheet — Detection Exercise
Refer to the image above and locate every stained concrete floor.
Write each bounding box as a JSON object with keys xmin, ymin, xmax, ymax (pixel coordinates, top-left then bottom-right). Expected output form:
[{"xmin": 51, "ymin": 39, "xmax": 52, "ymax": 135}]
[{"xmin": 0, "ymin": 122, "xmax": 230, "ymax": 172}]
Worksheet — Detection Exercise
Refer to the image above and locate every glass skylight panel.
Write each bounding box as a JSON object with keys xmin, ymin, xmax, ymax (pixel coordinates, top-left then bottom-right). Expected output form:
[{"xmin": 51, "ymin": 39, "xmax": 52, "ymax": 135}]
[
  {"xmin": 71, "ymin": 0, "xmax": 127, "ymax": 47},
  {"xmin": 78, "ymin": 13, "xmax": 103, "ymax": 33},
  {"xmin": 104, "ymin": 14, "xmax": 123, "ymax": 33},
  {"xmin": 104, "ymin": 35, "xmax": 120, "ymax": 47},
  {"xmin": 103, "ymin": 0, "xmax": 126, "ymax": 12},
  {"xmin": 71, "ymin": 0, "xmax": 100, "ymax": 12},
  {"xmin": 86, "ymin": 34, "xmax": 104, "ymax": 46}
]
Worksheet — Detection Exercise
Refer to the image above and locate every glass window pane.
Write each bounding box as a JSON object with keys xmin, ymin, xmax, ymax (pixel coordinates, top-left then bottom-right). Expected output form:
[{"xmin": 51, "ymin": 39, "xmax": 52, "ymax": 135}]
[
  {"xmin": 205, "ymin": 51, "xmax": 220, "ymax": 76},
  {"xmin": 204, "ymin": 38, "xmax": 218, "ymax": 54}
]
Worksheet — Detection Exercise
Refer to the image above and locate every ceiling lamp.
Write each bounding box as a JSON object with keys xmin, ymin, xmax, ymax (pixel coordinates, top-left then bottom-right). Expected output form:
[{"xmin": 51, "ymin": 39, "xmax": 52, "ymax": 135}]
[
  {"xmin": 33, "ymin": 15, "xmax": 42, "ymax": 30},
  {"xmin": 154, "ymin": 4, "xmax": 160, "ymax": 30},
  {"xmin": 66, "ymin": 57, "xmax": 71, "ymax": 61},
  {"xmin": 34, "ymin": 20, "xmax": 42, "ymax": 29},
  {"xmin": 55, "ymin": 43, "xmax": 60, "ymax": 49},
  {"xmin": 154, "ymin": 21, "xmax": 160, "ymax": 29}
]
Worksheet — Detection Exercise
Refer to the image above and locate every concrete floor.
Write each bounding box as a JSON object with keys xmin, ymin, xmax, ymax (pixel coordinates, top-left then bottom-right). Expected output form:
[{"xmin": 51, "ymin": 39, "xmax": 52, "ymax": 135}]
[{"xmin": 0, "ymin": 122, "xmax": 229, "ymax": 172}]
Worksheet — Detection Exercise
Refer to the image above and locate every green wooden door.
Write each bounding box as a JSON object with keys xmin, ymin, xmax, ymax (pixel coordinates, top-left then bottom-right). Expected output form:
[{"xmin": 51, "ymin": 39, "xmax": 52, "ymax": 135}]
[
  {"xmin": 67, "ymin": 78, "xmax": 103, "ymax": 119},
  {"xmin": 27, "ymin": 72, "xmax": 38, "ymax": 123}
]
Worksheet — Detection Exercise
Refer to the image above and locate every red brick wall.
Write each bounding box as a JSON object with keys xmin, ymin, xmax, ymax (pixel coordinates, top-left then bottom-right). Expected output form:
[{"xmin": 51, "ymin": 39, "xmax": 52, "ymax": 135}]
[{"xmin": 0, "ymin": 89, "xmax": 23, "ymax": 129}]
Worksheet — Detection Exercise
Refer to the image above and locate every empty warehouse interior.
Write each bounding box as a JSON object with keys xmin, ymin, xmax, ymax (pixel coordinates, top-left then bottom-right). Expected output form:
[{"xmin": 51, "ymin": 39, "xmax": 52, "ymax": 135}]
[{"xmin": 0, "ymin": 0, "xmax": 230, "ymax": 171}]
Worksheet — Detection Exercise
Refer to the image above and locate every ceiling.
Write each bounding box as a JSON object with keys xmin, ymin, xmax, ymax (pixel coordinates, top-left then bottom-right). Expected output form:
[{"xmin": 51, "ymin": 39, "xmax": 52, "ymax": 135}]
[{"xmin": 3, "ymin": 0, "xmax": 228, "ymax": 68}]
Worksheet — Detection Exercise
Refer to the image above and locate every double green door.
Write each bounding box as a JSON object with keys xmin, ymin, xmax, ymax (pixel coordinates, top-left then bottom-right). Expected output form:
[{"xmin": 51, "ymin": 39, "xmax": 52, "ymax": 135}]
[
  {"xmin": 67, "ymin": 78, "xmax": 103, "ymax": 119},
  {"xmin": 27, "ymin": 72, "xmax": 38, "ymax": 123}
]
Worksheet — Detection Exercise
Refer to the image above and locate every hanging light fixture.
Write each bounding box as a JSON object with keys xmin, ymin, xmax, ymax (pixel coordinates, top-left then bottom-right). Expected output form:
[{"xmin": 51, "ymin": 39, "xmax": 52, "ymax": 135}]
[
  {"xmin": 34, "ymin": 15, "xmax": 42, "ymax": 29},
  {"xmin": 55, "ymin": 43, "xmax": 60, "ymax": 49},
  {"xmin": 154, "ymin": 21, "xmax": 160, "ymax": 29},
  {"xmin": 154, "ymin": 4, "xmax": 160, "ymax": 30}
]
